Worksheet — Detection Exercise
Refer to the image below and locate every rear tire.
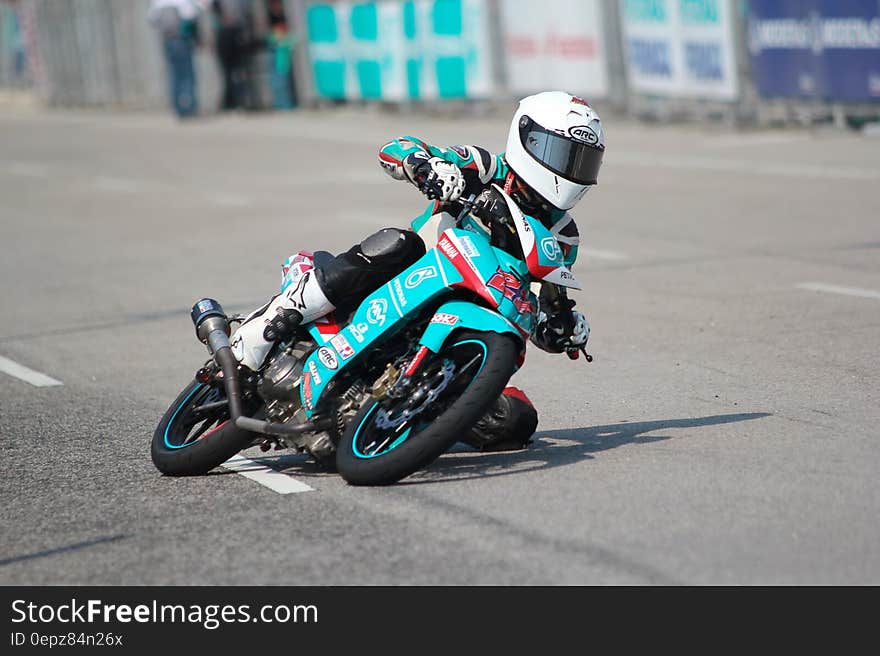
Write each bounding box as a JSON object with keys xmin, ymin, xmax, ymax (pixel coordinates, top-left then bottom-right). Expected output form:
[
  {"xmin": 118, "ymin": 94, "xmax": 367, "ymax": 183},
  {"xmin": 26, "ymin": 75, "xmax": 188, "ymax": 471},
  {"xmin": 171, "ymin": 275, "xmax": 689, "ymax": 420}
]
[
  {"xmin": 151, "ymin": 380, "xmax": 255, "ymax": 476},
  {"xmin": 336, "ymin": 330, "xmax": 518, "ymax": 485}
]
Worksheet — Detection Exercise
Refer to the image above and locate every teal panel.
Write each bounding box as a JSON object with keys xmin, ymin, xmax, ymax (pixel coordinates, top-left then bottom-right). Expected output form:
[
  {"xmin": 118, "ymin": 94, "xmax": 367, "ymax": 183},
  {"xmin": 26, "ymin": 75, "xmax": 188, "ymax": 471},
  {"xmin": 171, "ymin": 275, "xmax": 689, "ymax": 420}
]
[
  {"xmin": 432, "ymin": 0, "xmax": 462, "ymax": 36},
  {"xmin": 402, "ymin": 1, "xmax": 417, "ymax": 39},
  {"xmin": 624, "ymin": 0, "xmax": 667, "ymax": 22},
  {"xmin": 406, "ymin": 58, "xmax": 421, "ymax": 99},
  {"xmin": 313, "ymin": 60, "xmax": 346, "ymax": 98},
  {"xmin": 350, "ymin": 3, "xmax": 378, "ymax": 40},
  {"xmin": 435, "ymin": 56, "xmax": 466, "ymax": 98},
  {"xmin": 306, "ymin": 5, "xmax": 338, "ymax": 42},
  {"xmin": 679, "ymin": 0, "xmax": 719, "ymax": 24},
  {"xmin": 418, "ymin": 301, "xmax": 522, "ymax": 353},
  {"xmin": 356, "ymin": 60, "xmax": 382, "ymax": 99}
]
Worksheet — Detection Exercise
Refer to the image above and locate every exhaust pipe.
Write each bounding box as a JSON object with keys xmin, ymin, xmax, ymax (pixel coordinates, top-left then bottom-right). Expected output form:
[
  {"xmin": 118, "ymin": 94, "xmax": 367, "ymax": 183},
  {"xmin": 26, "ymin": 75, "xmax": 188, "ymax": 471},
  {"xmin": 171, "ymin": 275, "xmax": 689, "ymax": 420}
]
[
  {"xmin": 191, "ymin": 298, "xmax": 331, "ymax": 437},
  {"xmin": 191, "ymin": 298, "xmax": 244, "ymax": 421}
]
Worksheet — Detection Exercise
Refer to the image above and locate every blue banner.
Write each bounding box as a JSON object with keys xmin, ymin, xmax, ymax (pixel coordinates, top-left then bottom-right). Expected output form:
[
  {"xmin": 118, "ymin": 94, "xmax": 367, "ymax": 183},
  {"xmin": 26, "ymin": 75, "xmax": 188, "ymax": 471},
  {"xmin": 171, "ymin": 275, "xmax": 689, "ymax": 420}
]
[{"xmin": 747, "ymin": 0, "xmax": 880, "ymax": 102}]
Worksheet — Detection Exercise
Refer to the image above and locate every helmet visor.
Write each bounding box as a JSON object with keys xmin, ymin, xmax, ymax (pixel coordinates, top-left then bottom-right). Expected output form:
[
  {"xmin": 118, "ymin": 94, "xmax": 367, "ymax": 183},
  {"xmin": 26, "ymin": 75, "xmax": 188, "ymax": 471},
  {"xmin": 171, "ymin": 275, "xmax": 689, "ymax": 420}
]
[{"xmin": 519, "ymin": 116, "xmax": 604, "ymax": 185}]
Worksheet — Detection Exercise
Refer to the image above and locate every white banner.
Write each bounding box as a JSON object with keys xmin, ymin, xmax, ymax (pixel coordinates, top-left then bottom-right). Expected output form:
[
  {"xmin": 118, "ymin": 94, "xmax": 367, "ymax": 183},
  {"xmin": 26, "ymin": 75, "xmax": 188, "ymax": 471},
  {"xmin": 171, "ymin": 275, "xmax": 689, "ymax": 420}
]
[
  {"xmin": 500, "ymin": 0, "xmax": 609, "ymax": 99},
  {"xmin": 305, "ymin": 0, "xmax": 494, "ymax": 102},
  {"xmin": 621, "ymin": 0, "xmax": 739, "ymax": 100}
]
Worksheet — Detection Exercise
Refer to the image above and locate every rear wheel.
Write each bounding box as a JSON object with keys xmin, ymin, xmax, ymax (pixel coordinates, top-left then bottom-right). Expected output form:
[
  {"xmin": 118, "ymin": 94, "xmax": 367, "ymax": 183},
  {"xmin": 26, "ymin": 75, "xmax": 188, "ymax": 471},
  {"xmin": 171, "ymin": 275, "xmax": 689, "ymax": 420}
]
[
  {"xmin": 151, "ymin": 380, "xmax": 255, "ymax": 476},
  {"xmin": 336, "ymin": 330, "xmax": 519, "ymax": 485}
]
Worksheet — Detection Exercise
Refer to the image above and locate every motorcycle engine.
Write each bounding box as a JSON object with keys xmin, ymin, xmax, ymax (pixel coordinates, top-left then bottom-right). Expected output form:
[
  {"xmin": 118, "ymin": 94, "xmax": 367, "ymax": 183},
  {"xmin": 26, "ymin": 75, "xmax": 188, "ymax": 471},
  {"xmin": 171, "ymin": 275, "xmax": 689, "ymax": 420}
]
[{"xmin": 259, "ymin": 346, "xmax": 308, "ymax": 423}]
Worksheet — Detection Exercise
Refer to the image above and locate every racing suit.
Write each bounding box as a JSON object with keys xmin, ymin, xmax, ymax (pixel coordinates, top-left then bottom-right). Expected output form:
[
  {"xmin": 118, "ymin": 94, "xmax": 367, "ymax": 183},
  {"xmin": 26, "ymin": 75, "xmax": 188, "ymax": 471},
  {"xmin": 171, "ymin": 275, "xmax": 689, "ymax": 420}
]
[{"xmin": 375, "ymin": 137, "xmax": 587, "ymax": 450}]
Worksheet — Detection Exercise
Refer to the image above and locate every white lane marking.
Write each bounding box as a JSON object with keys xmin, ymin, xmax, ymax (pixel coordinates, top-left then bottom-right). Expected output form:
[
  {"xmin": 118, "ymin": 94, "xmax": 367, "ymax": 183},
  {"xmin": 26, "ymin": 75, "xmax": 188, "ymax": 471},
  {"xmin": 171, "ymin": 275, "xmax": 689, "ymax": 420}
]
[
  {"xmin": 221, "ymin": 454, "xmax": 314, "ymax": 494},
  {"xmin": 92, "ymin": 176, "xmax": 142, "ymax": 193},
  {"xmin": 704, "ymin": 133, "xmax": 808, "ymax": 148},
  {"xmin": 5, "ymin": 162, "xmax": 48, "ymax": 177},
  {"xmin": 611, "ymin": 154, "xmax": 880, "ymax": 181},
  {"xmin": 209, "ymin": 193, "xmax": 252, "ymax": 207},
  {"xmin": 0, "ymin": 355, "xmax": 63, "ymax": 387},
  {"xmin": 581, "ymin": 248, "xmax": 629, "ymax": 261},
  {"xmin": 796, "ymin": 282, "xmax": 880, "ymax": 300}
]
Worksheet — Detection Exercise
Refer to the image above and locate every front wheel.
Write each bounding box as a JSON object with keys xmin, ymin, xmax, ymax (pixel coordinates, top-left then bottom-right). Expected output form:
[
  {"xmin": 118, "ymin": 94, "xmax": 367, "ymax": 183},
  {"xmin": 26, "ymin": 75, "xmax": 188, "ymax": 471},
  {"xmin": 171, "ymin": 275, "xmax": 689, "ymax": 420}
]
[
  {"xmin": 151, "ymin": 380, "xmax": 255, "ymax": 476},
  {"xmin": 336, "ymin": 330, "xmax": 519, "ymax": 485}
]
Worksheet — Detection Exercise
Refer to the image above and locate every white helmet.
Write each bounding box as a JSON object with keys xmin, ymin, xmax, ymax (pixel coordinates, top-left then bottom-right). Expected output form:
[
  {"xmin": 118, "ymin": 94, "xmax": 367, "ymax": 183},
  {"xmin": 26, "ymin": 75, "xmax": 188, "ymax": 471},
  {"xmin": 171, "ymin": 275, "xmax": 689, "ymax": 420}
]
[{"xmin": 505, "ymin": 91, "xmax": 605, "ymax": 211}]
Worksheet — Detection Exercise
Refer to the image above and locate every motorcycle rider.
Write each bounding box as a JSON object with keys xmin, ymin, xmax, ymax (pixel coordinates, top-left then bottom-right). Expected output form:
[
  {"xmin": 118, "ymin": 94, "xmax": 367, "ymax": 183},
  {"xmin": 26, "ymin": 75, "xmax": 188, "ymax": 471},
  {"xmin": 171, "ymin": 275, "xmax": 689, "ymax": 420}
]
[{"xmin": 230, "ymin": 91, "xmax": 604, "ymax": 450}]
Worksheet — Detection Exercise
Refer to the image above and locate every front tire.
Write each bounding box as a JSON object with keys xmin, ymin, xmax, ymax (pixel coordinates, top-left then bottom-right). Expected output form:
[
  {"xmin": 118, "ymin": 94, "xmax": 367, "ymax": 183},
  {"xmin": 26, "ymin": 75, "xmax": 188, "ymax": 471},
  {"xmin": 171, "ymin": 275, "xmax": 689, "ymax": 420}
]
[
  {"xmin": 151, "ymin": 380, "xmax": 255, "ymax": 476},
  {"xmin": 336, "ymin": 330, "xmax": 519, "ymax": 485}
]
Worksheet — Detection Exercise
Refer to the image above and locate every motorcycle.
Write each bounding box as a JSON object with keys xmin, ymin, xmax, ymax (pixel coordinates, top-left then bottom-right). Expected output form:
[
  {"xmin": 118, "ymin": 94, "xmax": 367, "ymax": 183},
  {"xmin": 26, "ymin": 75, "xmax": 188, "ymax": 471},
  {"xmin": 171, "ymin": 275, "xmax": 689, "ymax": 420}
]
[{"xmin": 151, "ymin": 186, "xmax": 589, "ymax": 485}]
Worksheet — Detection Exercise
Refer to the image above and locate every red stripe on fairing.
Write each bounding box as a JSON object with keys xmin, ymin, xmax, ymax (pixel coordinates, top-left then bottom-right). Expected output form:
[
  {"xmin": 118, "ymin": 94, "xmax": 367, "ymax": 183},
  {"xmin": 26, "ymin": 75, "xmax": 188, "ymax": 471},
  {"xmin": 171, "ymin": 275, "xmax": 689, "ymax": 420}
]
[
  {"xmin": 315, "ymin": 313, "xmax": 340, "ymax": 337},
  {"xmin": 438, "ymin": 235, "xmax": 498, "ymax": 308},
  {"xmin": 525, "ymin": 241, "xmax": 559, "ymax": 279},
  {"xmin": 463, "ymin": 160, "xmax": 479, "ymax": 171}
]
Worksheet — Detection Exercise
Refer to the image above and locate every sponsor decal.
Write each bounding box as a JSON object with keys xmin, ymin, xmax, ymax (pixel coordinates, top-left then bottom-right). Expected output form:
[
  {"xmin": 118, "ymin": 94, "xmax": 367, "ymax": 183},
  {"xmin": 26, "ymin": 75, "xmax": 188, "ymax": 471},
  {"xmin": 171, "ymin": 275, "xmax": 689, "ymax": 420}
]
[
  {"xmin": 284, "ymin": 269, "xmax": 312, "ymax": 310},
  {"xmin": 568, "ymin": 125, "xmax": 598, "ymax": 144},
  {"xmin": 330, "ymin": 333, "xmax": 355, "ymax": 360},
  {"xmin": 458, "ymin": 235, "xmax": 480, "ymax": 259},
  {"xmin": 558, "ymin": 269, "xmax": 575, "ymax": 280},
  {"xmin": 430, "ymin": 312, "xmax": 459, "ymax": 326},
  {"xmin": 308, "ymin": 360, "xmax": 322, "ymax": 386},
  {"xmin": 230, "ymin": 334, "xmax": 244, "ymax": 360},
  {"xmin": 197, "ymin": 300, "xmax": 215, "ymax": 314},
  {"xmin": 317, "ymin": 346, "xmax": 339, "ymax": 370},
  {"xmin": 451, "ymin": 145, "xmax": 469, "ymax": 158},
  {"xmin": 392, "ymin": 278, "xmax": 408, "ymax": 308},
  {"xmin": 438, "ymin": 236, "xmax": 460, "ymax": 260},
  {"xmin": 302, "ymin": 371, "xmax": 313, "ymax": 410},
  {"xmin": 487, "ymin": 268, "xmax": 534, "ymax": 315},
  {"xmin": 404, "ymin": 266, "xmax": 438, "ymax": 289},
  {"xmin": 366, "ymin": 298, "xmax": 388, "ymax": 326},
  {"xmin": 348, "ymin": 322, "xmax": 368, "ymax": 344},
  {"xmin": 541, "ymin": 237, "xmax": 562, "ymax": 262}
]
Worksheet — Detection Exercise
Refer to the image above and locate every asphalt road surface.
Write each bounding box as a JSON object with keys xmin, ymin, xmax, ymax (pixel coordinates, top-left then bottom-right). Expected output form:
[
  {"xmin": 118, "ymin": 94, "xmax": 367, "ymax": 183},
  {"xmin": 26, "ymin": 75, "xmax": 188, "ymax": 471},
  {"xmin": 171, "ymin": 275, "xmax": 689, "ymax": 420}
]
[{"xmin": 1, "ymin": 105, "xmax": 878, "ymax": 585}]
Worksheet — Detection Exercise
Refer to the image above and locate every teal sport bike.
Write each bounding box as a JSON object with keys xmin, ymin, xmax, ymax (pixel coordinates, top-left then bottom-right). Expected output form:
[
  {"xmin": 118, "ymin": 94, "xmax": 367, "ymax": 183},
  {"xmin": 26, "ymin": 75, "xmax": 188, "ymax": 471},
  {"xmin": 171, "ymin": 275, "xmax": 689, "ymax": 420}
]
[{"xmin": 152, "ymin": 187, "xmax": 586, "ymax": 485}]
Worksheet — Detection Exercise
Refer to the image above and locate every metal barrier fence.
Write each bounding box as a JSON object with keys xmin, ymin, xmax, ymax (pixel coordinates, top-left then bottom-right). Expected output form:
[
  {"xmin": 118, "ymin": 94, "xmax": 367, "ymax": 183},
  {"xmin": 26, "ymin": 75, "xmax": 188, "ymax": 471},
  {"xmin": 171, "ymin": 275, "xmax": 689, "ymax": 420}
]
[{"xmin": 5, "ymin": 0, "xmax": 879, "ymax": 123}]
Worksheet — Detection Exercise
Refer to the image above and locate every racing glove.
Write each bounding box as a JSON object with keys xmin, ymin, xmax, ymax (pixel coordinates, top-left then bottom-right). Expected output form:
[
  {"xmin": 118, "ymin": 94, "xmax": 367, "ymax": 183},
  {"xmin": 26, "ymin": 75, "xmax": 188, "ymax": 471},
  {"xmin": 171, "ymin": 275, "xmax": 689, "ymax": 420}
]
[
  {"xmin": 531, "ymin": 304, "xmax": 590, "ymax": 354},
  {"xmin": 404, "ymin": 153, "xmax": 465, "ymax": 203}
]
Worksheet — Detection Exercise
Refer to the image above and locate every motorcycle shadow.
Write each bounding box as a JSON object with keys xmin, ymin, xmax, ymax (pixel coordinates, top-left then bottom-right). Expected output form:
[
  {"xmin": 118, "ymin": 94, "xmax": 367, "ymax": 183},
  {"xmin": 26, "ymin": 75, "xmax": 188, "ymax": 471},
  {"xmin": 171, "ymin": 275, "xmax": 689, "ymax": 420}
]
[{"xmin": 402, "ymin": 411, "xmax": 772, "ymax": 485}]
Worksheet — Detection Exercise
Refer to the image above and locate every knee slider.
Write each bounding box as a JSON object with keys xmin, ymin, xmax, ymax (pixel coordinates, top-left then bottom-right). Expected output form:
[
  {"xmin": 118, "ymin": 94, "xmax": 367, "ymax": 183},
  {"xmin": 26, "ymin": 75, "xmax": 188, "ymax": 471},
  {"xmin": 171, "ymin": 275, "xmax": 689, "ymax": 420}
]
[{"xmin": 359, "ymin": 228, "xmax": 425, "ymax": 267}]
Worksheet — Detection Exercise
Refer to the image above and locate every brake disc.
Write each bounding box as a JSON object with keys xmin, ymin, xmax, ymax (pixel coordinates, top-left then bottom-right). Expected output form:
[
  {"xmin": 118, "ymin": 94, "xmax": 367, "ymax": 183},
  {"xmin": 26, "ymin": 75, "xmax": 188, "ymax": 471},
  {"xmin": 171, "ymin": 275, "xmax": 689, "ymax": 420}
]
[{"xmin": 374, "ymin": 360, "xmax": 455, "ymax": 430}]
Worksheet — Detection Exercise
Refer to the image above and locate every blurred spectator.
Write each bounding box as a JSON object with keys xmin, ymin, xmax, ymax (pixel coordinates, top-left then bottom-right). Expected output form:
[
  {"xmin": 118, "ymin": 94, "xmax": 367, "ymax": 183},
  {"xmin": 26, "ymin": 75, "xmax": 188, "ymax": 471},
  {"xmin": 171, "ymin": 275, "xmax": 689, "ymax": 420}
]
[
  {"xmin": 148, "ymin": 0, "xmax": 204, "ymax": 118},
  {"xmin": 265, "ymin": 0, "xmax": 296, "ymax": 109},
  {"xmin": 211, "ymin": 0, "xmax": 255, "ymax": 111},
  {"xmin": 0, "ymin": 0, "xmax": 27, "ymax": 85}
]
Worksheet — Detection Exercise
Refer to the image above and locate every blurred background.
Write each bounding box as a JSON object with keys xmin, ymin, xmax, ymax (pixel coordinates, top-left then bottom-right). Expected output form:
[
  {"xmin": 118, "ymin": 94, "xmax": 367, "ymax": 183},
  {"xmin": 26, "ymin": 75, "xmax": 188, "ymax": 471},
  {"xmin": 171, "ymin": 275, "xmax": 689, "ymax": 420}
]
[{"xmin": 1, "ymin": 0, "xmax": 879, "ymax": 128}]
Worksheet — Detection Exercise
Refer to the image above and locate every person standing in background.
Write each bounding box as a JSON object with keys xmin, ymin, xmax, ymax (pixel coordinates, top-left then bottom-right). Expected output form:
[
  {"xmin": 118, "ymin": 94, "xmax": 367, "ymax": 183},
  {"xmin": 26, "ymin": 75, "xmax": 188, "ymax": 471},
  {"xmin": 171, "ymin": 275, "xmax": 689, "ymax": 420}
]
[
  {"xmin": 265, "ymin": 0, "xmax": 296, "ymax": 109},
  {"xmin": 211, "ymin": 0, "xmax": 258, "ymax": 112},
  {"xmin": 148, "ymin": 0, "xmax": 204, "ymax": 118}
]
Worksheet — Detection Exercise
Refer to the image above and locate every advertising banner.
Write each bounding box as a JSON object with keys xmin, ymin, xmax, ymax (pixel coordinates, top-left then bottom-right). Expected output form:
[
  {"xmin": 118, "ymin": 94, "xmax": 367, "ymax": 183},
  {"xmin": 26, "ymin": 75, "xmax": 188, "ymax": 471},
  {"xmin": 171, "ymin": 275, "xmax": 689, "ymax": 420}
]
[
  {"xmin": 620, "ymin": 0, "xmax": 739, "ymax": 100},
  {"xmin": 747, "ymin": 0, "xmax": 880, "ymax": 102},
  {"xmin": 305, "ymin": 0, "xmax": 494, "ymax": 102},
  {"xmin": 500, "ymin": 0, "xmax": 609, "ymax": 99}
]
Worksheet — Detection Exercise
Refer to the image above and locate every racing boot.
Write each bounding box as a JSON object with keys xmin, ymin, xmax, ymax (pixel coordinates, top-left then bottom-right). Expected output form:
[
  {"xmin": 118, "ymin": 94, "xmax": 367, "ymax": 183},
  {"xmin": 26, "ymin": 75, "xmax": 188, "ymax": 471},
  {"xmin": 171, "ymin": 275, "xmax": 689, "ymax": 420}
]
[
  {"xmin": 230, "ymin": 253, "xmax": 335, "ymax": 371},
  {"xmin": 462, "ymin": 387, "xmax": 538, "ymax": 452}
]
